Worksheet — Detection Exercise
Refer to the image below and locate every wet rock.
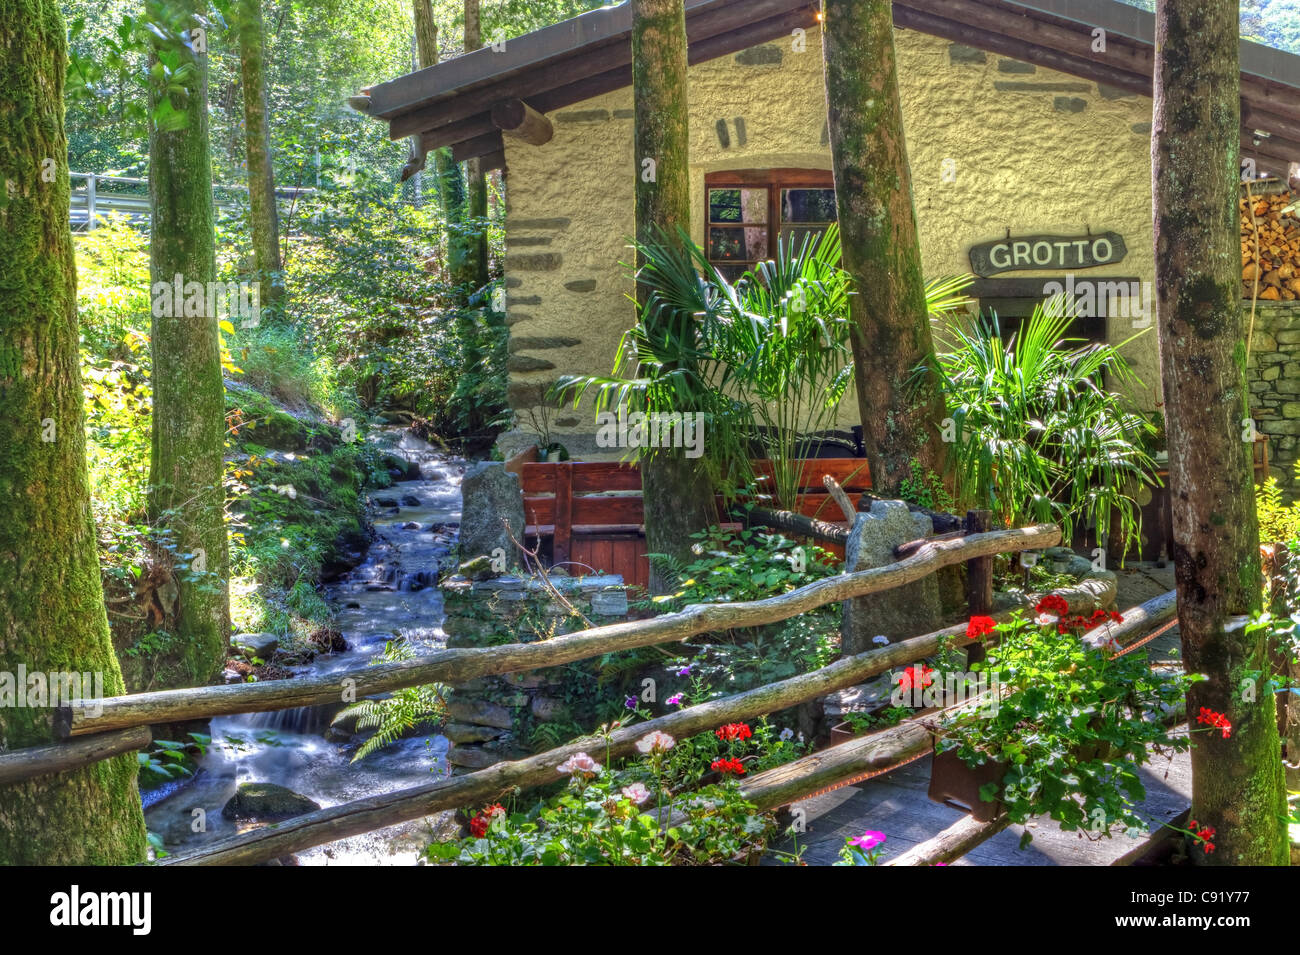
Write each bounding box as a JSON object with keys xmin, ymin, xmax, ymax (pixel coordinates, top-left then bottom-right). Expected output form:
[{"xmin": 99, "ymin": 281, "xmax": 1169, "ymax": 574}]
[
  {"xmin": 231, "ymin": 632, "xmax": 279, "ymax": 658},
  {"xmin": 443, "ymin": 723, "xmax": 507, "ymax": 744},
  {"xmin": 374, "ymin": 496, "xmax": 400, "ymax": 508},
  {"xmin": 401, "ymin": 521, "xmax": 422, "ymax": 530},
  {"xmin": 445, "ymin": 699, "xmax": 515, "ymax": 729},
  {"xmin": 447, "ymin": 746, "xmax": 501, "ymax": 770},
  {"xmin": 323, "ymin": 725, "xmax": 353, "ymax": 743},
  {"xmin": 400, "ymin": 494, "xmax": 422, "ymax": 507},
  {"xmin": 222, "ymin": 669, "xmax": 243, "ymax": 684},
  {"xmin": 222, "ymin": 782, "xmax": 321, "ymax": 821}
]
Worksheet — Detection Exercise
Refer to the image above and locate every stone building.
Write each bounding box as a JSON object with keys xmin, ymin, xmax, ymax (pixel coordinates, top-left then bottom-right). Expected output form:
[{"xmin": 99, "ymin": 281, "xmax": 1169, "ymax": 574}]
[{"xmin": 361, "ymin": 0, "xmax": 1300, "ymax": 484}]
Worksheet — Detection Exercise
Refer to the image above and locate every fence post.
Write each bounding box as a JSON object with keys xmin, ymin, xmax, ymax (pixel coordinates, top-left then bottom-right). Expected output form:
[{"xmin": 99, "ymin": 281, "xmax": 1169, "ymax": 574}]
[
  {"xmin": 965, "ymin": 509, "xmax": 993, "ymax": 665},
  {"xmin": 85, "ymin": 172, "xmax": 96, "ymax": 230}
]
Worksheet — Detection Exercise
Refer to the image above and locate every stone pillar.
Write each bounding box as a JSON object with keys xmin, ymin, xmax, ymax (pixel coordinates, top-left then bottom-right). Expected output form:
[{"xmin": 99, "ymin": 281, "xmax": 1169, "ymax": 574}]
[
  {"xmin": 841, "ymin": 500, "xmax": 942, "ymax": 656},
  {"xmin": 459, "ymin": 461, "xmax": 526, "ymax": 564}
]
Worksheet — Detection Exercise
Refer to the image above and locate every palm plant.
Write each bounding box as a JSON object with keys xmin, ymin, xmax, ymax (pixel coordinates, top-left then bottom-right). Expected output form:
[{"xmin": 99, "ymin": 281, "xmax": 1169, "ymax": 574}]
[
  {"xmin": 922, "ymin": 295, "xmax": 1159, "ymax": 552},
  {"xmin": 552, "ymin": 225, "xmax": 855, "ymax": 509}
]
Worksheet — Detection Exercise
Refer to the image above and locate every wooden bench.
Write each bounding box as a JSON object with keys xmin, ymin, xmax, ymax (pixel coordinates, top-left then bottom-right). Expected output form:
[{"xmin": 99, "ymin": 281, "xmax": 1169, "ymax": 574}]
[{"xmin": 512, "ymin": 454, "xmax": 872, "ymax": 590}]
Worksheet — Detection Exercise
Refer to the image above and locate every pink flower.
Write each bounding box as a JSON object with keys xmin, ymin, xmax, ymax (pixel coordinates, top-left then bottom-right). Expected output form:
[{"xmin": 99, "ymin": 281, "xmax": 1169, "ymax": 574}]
[
  {"xmin": 848, "ymin": 830, "xmax": 886, "ymax": 852},
  {"xmin": 635, "ymin": 730, "xmax": 676, "ymax": 753},
  {"xmin": 665, "ymin": 693, "xmax": 684, "ymax": 706},
  {"xmin": 557, "ymin": 752, "xmax": 602, "ymax": 776},
  {"xmin": 620, "ymin": 783, "xmax": 651, "ymax": 804}
]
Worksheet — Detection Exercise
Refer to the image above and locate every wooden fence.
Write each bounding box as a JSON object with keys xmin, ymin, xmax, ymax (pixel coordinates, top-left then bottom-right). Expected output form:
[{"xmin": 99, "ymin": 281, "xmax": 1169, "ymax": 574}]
[{"xmin": 0, "ymin": 518, "xmax": 1188, "ymax": 866}]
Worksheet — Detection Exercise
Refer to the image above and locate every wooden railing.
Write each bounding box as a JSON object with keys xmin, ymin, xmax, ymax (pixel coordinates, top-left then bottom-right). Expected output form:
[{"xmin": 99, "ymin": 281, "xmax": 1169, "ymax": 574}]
[{"xmin": 0, "ymin": 518, "xmax": 1187, "ymax": 866}]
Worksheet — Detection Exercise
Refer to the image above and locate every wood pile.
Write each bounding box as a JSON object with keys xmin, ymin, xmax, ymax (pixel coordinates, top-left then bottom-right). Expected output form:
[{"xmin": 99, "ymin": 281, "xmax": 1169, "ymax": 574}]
[{"xmin": 1241, "ymin": 187, "xmax": 1300, "ymax": 301}]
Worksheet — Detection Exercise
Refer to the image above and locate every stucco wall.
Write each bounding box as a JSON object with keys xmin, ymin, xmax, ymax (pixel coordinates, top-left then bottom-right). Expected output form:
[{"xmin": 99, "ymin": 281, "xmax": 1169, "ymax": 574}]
[{"xmin": 500, "ymin": 26, "xmax": 1159, "ymax": 453}]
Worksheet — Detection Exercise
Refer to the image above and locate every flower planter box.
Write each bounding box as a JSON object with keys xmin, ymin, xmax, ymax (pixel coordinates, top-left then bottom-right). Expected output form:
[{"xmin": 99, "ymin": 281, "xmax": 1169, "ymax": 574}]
[{"xmin": 927, "ymin": 748, "xmax": 1009, "ymax": 822}]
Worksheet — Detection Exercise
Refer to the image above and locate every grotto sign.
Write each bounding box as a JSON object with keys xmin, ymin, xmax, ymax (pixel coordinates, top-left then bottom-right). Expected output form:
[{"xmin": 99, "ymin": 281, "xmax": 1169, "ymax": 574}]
[{"xmin": 969, "ymin": 231, "xmax": 1128, "ymax": 277}]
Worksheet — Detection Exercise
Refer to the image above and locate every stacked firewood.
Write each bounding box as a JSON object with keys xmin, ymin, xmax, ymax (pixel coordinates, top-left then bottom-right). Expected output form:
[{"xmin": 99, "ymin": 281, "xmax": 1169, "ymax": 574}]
[{"xmin": 1241, "ymin": 187, "xmax": 1300, "ymax": 301}]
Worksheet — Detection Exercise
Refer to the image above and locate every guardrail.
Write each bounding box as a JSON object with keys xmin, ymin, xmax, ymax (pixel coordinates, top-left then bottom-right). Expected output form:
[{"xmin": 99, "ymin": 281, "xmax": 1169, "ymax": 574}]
[{"xmin": 69, "ymin": 172, "xmax": 316, "ymax": 230}]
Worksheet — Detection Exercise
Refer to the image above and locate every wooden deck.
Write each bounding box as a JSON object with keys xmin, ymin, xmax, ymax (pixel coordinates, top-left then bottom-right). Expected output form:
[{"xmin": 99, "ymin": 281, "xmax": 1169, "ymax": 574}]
[{"xmin": 765, "ymin": 744, "xmax": 1192, "ymax": 866}]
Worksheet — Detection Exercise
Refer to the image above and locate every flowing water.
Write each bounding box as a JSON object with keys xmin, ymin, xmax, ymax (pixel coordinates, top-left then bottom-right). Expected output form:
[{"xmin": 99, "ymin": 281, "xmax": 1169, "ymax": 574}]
[{"xmin": 143, "ymin": 430, "xmax": 464, "ymax": 865}]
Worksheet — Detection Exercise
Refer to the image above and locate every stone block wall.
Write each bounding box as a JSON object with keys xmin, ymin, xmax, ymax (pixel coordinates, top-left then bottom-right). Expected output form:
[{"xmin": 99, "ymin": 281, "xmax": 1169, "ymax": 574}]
[
  {"xmin": 1248, "ymin": 302, "xmax": 1300, "ymax": 497},
  {"xmin": 439, "ymin": 572, "xmax": 630, "ymax": 770}
]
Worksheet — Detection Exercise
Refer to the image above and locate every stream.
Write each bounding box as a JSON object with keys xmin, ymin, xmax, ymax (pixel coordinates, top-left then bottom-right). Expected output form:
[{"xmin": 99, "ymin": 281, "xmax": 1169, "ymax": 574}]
[{"xmin": 144, "ymin": 430, "xmax": 464, "ymax": 865}]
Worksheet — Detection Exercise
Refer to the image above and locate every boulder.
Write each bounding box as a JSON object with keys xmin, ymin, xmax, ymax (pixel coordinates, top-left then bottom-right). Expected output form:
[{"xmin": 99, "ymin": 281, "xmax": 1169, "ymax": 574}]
[
  {"xmin": 400, "ymin": 494, "xmax": 423, "ymax": 507},
  {"xmin": 445, "ymin": 698, "xmax": 515, "ymax": 730},
  {"xmin": 443, "ymin": 723, "xmax": 507, "ymax": 744},
  {"xmin": 231, "ymin": 632, "xmax": 279, "ymax": 659},
  {"xmin": 458, "ymin": 462, "xmax": 525, "ymax": 564},
  {"xmin": 221, "ymin": 782, "xmax": 321, "ymax": 821},
  {"xmin": 841, "ymin": 500, "xmax": 943, "ymax": 656}
]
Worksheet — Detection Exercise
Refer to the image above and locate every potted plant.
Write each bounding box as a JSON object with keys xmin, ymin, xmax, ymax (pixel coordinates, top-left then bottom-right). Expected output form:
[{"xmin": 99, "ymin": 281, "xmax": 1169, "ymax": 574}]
[{"xmin": 930, "ymin": 608, "xmax": 1189, "ymax": 841}]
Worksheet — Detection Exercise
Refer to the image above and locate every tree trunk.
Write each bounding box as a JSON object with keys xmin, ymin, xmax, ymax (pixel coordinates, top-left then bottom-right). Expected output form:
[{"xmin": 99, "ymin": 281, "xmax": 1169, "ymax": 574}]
[
  {"xmin": 464, "ymin": 0, "xmax": 490, "ymax": 292},
  {"xmin": 1152, "ymin": 0, "xmax": 1288, "ymax": 865},
  {"xmin": 0, "ymin": 0, "xmax": 148, "ymax": 864},
  {"xmin": 632, "ymin": 0, "xmax": 716, "ymax": 592},
  {"xmin": 414, "ymin": 0, "xmax": 470, "ymax": 291},
  {"xmin": 147, "ymin": 0, "xmax": 231, "ymax": 688},
  {"xmin": 820, "ymin": 0, "xmax": 948, "ymax": 496},
  {"xmin": 237, "ymin": 0, "xmax": 284, "ymax": 313}
]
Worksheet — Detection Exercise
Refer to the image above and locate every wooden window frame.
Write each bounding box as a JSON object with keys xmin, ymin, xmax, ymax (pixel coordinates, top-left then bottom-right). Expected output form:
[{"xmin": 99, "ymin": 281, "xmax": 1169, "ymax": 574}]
[{"xmin": 704, "ymin": 168, "xmax": 836, "ymax": 275}]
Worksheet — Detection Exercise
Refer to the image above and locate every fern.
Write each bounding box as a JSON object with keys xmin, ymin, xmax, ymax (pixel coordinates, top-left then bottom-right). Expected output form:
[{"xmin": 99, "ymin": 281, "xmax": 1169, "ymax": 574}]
[
  {"xmin": 1257, "ymin": 463, "xmax": 1300, "ymax": 546},
  {"xmin": 335, "ymin": 638, "xmax": 447, "ymax": 762},
  {"xmin": 529, "ymin": 719, "xmax": 584, "ymax": 753}
]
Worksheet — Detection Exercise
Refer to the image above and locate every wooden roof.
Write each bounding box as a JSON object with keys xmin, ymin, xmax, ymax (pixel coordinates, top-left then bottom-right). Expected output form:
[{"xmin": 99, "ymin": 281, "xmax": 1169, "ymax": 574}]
[{"xmin": 359, "ymin": 0, "xmax": 1300, "ymax": 177}]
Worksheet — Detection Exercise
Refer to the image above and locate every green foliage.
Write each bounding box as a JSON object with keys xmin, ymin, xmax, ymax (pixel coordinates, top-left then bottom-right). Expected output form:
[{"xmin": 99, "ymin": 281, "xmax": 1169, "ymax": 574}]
[
  {"xmin": 924, "ymin": 298, "xmax": 1159, "ymax": 548},
  {"xmin": 897, "ymin": 457, "xmax": 955, "ymax": 513},
  {"xmin": 137, "ymin": 732, "xmax": 210, "ymax": 784},
  {"xmin": 336, "ymin": 639, "xmax": 447, "ymax": 761},
  {"xmin": 425, "ymin": 719, "xmax": 800, "ymax": 866},
  {"xmin": 1256, "ymin": 464, "xmax": 1300, "ymax": 545},
  {"xmin": 938, "ymin": 614, "xmax": 1190, "ymax": 839},
  {"xmin": 646, "ymin": 525, "xmax": 839, "ymax": 608},
  {"xmin": 554, "ymin": 225, "xmax": 855, "ymax": 507}
]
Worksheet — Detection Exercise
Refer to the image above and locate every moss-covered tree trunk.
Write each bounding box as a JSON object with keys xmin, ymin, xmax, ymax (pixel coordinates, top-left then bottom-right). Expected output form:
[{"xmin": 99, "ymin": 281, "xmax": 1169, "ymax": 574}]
[
  {"xmin": 1153, "ymin": 0, "xmax": 1288, "ymax": 865},
  {"xmin": 820, "ymin": 0, "xmax": 947, "ymax": 496},
  {"xmin": 236, "ymin": 0, "xmax": 284, "ymax": 313},
  {"xmin": 633, "ymin": 0, "xmax": 715, "ymax": 592},
  {"xmin": 0, "ymin": 0, "xmax": 147, "ymax": 864},
  {"xmin": 147, "ymin": 0, "xmax": 231, "ymax": 688},
  {"xmin": 463, "ymin": 0, "xmax": 490, "ymax": 292}
]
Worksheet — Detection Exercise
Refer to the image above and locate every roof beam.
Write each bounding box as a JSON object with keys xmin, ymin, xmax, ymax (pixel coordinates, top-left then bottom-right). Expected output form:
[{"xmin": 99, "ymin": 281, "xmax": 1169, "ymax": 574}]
[{"xmin": 492, "ymin": 98, "xmax": 555, "ymax": 146}]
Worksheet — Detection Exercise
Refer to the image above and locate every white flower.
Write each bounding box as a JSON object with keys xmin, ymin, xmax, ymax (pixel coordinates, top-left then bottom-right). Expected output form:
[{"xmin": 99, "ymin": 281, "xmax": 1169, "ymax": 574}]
[
  {"xmin": 1035, "ymin": 613, "xmax": 1059, "ymax": 627},
  {"xmin": 635, "ymin": 730, "xmax": 676, "ymax": 753},
  {"xmin": 557, "ymin": 752, "xmax": 602, "ymax": 776},
  {"xmin": 620, "ymin": 782, "xmax": 652, "ymax": 804},
  {"xmin": 779, "ymin": 728, "xmax": 795, "ymax": 741},
  {"xmin": 872, "ymin": 635, "xmax": 890, "ymax": 646}
]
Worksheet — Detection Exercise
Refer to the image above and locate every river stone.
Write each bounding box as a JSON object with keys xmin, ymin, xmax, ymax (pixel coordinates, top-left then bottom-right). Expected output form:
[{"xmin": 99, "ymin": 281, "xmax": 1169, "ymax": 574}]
[
  {"xmin": 443, "ymin": 722, "xmax": 507, "ymax": 744},
  {"xmin": 222, "ymin": 782, "xmax": 321, "ymax": 821},
  {"xmin": 841, "ymin": 500, "xmax": 943, "ymax": 656},
  {"xmin": 447, "ymin": 746, "xmax": 502, "ymax": 769},
  {"xmin": 400, "ymin": 494, "xmax": 422, "ymax": 506},
  {"xmin": 231, "ymin": 632, "xmax": 279, "ymax": 658},
  {"xmin": 445, "ymin": 698, "xmax": 515, "ymax": 729},
  {"xmin": 459, "ymin": 462, "xmax": 525, "ymax": 564},
  {"xmin": 530, "ymin": 696, "xmax": 571, "ymax": 722}
]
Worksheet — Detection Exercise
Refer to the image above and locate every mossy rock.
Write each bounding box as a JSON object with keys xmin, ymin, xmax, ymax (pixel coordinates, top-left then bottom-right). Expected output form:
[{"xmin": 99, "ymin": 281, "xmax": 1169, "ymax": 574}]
[{"xmin": 221, "ymin": 782, "xmax": 321, "ymax": 821}]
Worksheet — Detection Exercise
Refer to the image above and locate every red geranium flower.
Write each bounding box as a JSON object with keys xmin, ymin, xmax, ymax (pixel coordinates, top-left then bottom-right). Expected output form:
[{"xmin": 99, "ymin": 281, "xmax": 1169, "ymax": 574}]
[
  {"xmin": 1196, "ymin": 707, "xmax": 1233, "ymax": 739},
  {"xmin": 711, "ymin": 757, "xmax": 746, "ymax": 776},
  {"xmin": 1035, "ymin": 594, "xmax": 1070, "ymax": 617},
  {"xmin": 715, "ymin": 723, "xmax": 753, "ymax": 742},
  {"xmin": 1188, "ymin": 819, "xmax": 1217, "ymax": 854},
  {"xmin": 469, "ymin": 803, "xmax": 506, "ymax": 838},
  {"xmin": 898, "ymin": 664, "xmax": 935, "ymax": 692},
  {"xmin": 966, "ymin": 615, "xmax": 996, "ymax": 639}
]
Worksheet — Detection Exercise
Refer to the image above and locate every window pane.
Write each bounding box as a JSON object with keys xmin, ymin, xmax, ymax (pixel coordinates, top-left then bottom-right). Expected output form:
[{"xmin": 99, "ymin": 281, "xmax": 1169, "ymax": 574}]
[
  {"xmin": 709, "ymin": 226, "xmax": 766, "ymax": 262},
  {"xmin": 782, "ymin": 188, "xmax": 837, "ymax": 223},
  {"xmin": 709, "ymin": 187, "xmax": 767, "ymax": 223}
]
